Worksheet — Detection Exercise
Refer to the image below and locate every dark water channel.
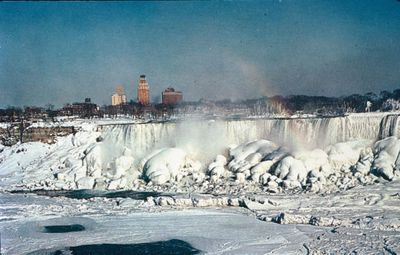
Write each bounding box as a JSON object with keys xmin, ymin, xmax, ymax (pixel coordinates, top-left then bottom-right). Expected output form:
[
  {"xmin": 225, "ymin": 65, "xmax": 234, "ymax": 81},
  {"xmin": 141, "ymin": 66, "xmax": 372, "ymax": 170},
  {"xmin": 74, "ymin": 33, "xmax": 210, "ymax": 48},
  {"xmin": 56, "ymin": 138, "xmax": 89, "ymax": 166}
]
[
  {"xmin": 11, "ymin": 189, "xmax": 163, "ymax": 200},
  {"xmin": 42, "ymin": 224, "xmax": 85, "ymax": 233},
  {"xmin": 27, "ymin": 239, "xmax": 201, "ymax": 255},
  {"xmin": 9, "ymin": 190, "xmax": 201, "ymax": 254}
]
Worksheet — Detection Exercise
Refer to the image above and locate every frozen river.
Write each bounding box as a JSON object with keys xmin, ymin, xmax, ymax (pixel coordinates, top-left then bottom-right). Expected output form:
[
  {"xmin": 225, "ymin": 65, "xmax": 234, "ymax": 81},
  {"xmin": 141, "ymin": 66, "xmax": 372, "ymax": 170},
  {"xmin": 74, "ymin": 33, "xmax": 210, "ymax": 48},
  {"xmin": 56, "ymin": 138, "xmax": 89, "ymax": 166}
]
[
  {"xmin": 2, "ymin": 179, "xmax": 400, "ymax": 254},
  {"xmin": 1, "ymin": 192, "xmax": 313, "ymax": 255}
]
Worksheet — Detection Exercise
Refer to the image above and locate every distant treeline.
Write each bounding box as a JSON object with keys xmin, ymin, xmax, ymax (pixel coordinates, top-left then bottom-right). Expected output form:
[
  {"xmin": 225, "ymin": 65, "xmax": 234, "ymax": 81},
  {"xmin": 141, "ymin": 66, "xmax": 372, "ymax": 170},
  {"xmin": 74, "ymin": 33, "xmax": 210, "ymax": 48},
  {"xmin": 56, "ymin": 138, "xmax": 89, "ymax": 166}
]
[
  {"xmin": 280, "ymin": 89, "xmax": 400, "ymax": 113},
  {"xmin": 1, "ymin": 89, "xmax": 400, "ymax": 121}
]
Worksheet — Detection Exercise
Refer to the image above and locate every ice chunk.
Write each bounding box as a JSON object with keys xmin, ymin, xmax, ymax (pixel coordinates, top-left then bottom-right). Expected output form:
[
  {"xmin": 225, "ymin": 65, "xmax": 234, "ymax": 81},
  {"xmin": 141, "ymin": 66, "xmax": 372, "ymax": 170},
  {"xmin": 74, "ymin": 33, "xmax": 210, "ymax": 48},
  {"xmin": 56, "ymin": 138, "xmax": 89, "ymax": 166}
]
[
  {"xmin": 251, "ymin": 161, "xmax": 274, "ymax": 175},
  {"xmin": 228, "ymin": 140, "xmax": 278, "ymax": 174},
  {"xmin": 76, "ymin": 177, "xmax": 95, "ymax": 189},
  {"xmin": 326, "ymin": 140, "xmax": 371, "ymax": 169},
  {"xmin": 230, "ymin": 140, "xmax": 277, "ymax": 161},
  {"xmin": 372, "ymin": 136, "xmax": 400, "ymax": 180},
  {"xmin": 215, "ymin": 155, "xmax": 227, "ymax": 165},
  {"xmin": 114, "ymin": 155, "xmax": 134, "ymax": 178},
  {"xmin": 293, "ymin": 149, "xmax": 328, "ymax": 172},
  {"xmin": 143, "ymin": 148, "xmax": 193, "ymax": 185},
  {"xmin": 273, "ymin": 156, "xmax": 307, "ymax": 185}
]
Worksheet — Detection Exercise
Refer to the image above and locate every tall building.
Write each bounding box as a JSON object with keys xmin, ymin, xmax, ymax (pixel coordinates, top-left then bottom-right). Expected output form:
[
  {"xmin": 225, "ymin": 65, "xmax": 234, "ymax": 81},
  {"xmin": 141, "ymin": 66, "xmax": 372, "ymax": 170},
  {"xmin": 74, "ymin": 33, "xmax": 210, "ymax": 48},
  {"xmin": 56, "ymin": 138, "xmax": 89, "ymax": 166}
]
[
  {"xmin": 162, "ymin": 87, "xmax": 183, "ymax": 105},
  {"xmin": 111, "ymin": 85, "xmax": 127, "ymax": 106},
  {"xmin": 137, "ymin": 75, "xmax": 150, "ymax": 105}
]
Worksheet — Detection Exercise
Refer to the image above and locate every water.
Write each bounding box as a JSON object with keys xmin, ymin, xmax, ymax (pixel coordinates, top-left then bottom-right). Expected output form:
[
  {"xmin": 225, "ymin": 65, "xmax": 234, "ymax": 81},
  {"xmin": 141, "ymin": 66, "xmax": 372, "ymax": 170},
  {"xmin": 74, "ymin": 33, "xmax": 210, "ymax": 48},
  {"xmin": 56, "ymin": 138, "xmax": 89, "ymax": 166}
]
[
  {"xmin": 27, "ymin": 239, "xmax": 201, "ymax": 255},
  {"xmin": 42, "ymin": 224, "xmax": 85, "ymax": 233},
  {"xmin": 379, "ymin": 114, "xmax": 400, "ymax": 139},
  {"xmin": 10, "ymin": 190, "xmax": 162, "ymax": 200}
]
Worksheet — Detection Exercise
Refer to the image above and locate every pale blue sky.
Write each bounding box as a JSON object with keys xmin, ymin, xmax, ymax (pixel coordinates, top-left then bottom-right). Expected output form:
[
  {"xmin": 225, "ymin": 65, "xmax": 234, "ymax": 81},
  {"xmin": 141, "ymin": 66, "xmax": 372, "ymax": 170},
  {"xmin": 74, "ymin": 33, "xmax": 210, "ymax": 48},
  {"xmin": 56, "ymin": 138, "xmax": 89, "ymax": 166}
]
[{"xmin": 1, "ymin": 1, "xmax": 400, "ymax": 107}]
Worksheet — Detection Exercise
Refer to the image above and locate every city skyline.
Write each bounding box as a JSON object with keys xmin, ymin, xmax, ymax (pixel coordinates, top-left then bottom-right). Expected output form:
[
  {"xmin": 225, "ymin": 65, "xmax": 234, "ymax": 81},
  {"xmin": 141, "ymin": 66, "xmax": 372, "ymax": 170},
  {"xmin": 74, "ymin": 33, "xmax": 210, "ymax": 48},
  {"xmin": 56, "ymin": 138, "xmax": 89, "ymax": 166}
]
[{"xmin": 1, "ymin": 1, "xmax": 400, "ymax": 107}]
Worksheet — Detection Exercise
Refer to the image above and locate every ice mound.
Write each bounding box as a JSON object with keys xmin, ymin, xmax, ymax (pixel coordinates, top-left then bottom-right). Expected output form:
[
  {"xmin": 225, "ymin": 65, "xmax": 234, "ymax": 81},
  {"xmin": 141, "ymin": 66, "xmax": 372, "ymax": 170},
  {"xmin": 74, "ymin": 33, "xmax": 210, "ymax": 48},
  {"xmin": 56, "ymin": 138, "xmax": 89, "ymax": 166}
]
[
  {"xmin": 326, "ymin": 140, "xmax": 372, "ymax": 169},
  {"xmin": 203, "ymin": 137, "xmax": 399, "ymax": 193},
  {"xmin": 273, "ymin": 156, "xmax": 307, "ymax": 188},
  {"xmin": 352, "ymin": 147, "xmax": 374, "ymax": 176},
  {"xmin": 229, "ymin": 147, "xmax": 328, "ymax": 190},
  {"xmin": 227, "ymin": 140, "xmax": 280, "ymax": 181},
  {"xmin": 208, "ymin": 155, "xmax": 228, "ymax": 179},
  {"xmin": 107, "ymin": 148, "xmax": 135, "ymax": 178},
  {"xmin": 372, "ymin": 136, "xmax": 400, "ymax": 180},
  {"xmin": 76, "ymin": 176, "xmax": 95, "ymax": 189},
  {"xmin": 143, "ymin": 148, "xmax": 201, "ymax": 185},
  {"xmin": 293, "ymin": 149, "xmax": 329, "ymax": 173},
  {"xmin": 229, "ymin": 140, "xmax": 278, "ymax": 161},
  {"xmin": 9, "ymin": 126, "xmax": 203, "ymax": 190}
]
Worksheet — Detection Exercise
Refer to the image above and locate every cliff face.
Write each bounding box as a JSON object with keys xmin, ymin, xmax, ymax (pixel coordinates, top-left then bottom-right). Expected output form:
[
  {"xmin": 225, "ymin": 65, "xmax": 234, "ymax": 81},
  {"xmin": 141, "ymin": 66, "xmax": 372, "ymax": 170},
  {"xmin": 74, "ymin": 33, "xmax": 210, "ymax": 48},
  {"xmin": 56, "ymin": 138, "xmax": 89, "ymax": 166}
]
[{"xmin": 0, "ymin": 126, "xmax": 75, "ymax": 146}]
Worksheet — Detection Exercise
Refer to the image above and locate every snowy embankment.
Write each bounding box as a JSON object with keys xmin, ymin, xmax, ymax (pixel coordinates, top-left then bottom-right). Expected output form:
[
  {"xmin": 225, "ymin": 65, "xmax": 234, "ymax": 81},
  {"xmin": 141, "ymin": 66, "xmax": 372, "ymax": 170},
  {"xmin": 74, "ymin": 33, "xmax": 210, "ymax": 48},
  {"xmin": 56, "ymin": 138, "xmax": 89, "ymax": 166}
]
[{"xmin": 29, "ymin": 117, "xmax": 143, "ymax": 128}]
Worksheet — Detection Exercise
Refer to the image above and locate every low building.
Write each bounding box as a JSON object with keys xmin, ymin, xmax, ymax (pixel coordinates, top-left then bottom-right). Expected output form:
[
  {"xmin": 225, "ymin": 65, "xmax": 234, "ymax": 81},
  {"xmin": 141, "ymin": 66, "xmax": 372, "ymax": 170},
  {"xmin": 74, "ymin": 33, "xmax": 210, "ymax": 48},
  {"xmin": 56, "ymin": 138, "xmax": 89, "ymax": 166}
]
[
  {"xmin": 162, "ymin": 87, "xmax": 183, "ymax": 105},
  {"xmin": 60, "ymin": 98, "xmax": 98, "ymax": 117}
]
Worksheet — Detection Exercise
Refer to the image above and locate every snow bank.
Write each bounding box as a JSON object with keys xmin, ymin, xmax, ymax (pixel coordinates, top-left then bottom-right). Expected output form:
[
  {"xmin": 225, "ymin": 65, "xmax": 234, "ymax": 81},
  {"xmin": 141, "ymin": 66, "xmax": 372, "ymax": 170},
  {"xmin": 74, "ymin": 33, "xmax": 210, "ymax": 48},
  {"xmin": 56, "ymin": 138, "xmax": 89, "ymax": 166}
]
[{"xmin": 0, "ymin": 142, "xmax": 51, "ymax": 177}]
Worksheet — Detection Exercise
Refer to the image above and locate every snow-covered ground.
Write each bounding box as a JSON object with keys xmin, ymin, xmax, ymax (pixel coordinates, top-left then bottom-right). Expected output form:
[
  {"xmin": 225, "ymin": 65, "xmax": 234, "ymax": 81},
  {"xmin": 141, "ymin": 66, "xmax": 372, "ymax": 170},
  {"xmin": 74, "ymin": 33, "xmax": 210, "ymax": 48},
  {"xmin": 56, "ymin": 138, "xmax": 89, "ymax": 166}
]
[
  {"xmin": 29, "ymin": 117, "xmax": 145, "ymax": 128},
  {"xmin": 1, "ymin": 192, "xmax": 313, "ymax": 254},
  {"xmin": 1, "ymin": 113, "xmax": 400, "ymax": 254},
  {"xmin": 1, "ymin": 179, "xmax": 400, "ymax": 254}
]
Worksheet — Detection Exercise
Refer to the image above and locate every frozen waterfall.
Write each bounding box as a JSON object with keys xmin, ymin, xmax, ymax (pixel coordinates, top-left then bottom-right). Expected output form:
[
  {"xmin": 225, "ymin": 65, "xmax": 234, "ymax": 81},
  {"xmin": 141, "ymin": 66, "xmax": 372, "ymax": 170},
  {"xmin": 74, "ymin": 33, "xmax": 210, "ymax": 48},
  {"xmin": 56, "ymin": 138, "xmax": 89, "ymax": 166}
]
[{"xmin": 97, "ymin": 113, "xmax": 399, "ymax": 159}]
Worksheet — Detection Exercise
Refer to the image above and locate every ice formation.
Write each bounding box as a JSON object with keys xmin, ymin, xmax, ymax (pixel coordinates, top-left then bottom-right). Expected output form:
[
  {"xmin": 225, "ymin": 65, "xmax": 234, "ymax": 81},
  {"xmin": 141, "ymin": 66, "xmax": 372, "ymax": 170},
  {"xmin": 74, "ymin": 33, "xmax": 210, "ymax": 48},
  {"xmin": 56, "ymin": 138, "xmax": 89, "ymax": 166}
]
[
  {"xmin": 372, "ymin": 136, "xmax": 400, "ymax": 180},
  {"xmin": 95, "ymin": 113, "xmax": 389, "ymax": 154},
  {"xmin": 1, "ymin": 112, "xmax": 400, "ymax": 193},
  {"xmin": 143, "ymin": 148, "xmax": 201, "ymax": 185}
]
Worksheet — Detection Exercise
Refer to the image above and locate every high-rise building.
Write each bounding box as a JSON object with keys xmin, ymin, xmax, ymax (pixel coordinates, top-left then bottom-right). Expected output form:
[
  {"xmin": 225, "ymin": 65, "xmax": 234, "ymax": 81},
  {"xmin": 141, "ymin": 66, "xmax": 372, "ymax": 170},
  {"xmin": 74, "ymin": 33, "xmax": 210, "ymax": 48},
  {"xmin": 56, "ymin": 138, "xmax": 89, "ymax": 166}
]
[
  {"xmin": 111, "ymin": 85, "xmax": 127, "ymax": 106},
  {"xmin": 162, "ymin": 87, "xmax": 183, "ymax": 105},
  {"xmin": 137, "ymin": 75, "xmax": 150, "ymax": 105}
]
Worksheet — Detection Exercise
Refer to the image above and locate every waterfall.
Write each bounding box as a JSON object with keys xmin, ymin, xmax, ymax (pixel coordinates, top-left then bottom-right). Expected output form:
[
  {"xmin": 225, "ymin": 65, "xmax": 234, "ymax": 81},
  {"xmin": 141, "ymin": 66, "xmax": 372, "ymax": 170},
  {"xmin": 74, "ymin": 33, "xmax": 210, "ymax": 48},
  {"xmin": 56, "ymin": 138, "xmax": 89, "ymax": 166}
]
[
  {"xmin": 98, "ymin": 113, "xmax": 400, "ymax": 161},
  {"xmin": 379, "ymin": 114, "xmax": 400, "ymax": 139}
]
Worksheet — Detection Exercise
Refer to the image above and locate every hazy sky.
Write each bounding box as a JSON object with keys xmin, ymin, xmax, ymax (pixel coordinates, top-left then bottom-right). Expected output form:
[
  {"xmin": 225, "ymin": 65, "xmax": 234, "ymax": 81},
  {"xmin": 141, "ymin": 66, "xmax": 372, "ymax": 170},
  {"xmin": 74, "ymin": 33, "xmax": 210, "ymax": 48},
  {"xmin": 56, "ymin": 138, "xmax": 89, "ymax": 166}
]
[{"xmin": 1, "ymin": 1, "xmax": 400, "ymax": 107}]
